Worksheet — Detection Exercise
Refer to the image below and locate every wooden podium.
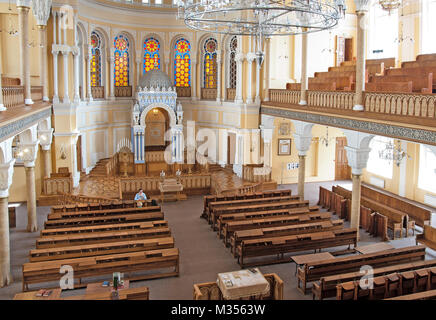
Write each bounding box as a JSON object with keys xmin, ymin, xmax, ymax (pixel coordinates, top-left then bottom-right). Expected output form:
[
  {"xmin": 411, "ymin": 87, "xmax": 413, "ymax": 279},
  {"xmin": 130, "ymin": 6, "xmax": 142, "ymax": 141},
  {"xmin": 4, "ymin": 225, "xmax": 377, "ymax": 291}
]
[{"xmin": 158, "ymin": 178, "xmax": 187, "ymax": 203}]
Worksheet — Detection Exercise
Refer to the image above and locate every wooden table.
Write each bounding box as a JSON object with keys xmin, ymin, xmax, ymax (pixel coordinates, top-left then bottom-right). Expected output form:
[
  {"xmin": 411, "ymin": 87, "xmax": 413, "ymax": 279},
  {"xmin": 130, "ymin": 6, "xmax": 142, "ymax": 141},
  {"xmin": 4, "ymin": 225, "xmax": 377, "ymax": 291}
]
[
  {"xmin": 290, "ymin": 252, "xmax": 334, "ymax": 275},
  {"xmin": 13, "ymin": 288, "xmax": 62, "ymax": 300},
  {"xmin": 217, "ymin": 268, "xmax": 270, "ymax": 300},
  {"xmin": 85, "ymin": 280, "xmax": 130, "ymax": 296},
  {"xmin": 355, "ymin": 243, "xmax": 394, "ymax": 255}
]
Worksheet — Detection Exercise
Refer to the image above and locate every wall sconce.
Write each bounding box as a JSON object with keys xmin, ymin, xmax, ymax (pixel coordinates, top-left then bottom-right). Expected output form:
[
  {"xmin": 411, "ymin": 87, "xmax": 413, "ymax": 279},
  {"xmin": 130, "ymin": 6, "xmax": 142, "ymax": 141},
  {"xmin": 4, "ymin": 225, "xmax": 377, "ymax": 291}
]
[{"xmin": 60, "ymin": 144, "xmax": 67, "ymax": 160}]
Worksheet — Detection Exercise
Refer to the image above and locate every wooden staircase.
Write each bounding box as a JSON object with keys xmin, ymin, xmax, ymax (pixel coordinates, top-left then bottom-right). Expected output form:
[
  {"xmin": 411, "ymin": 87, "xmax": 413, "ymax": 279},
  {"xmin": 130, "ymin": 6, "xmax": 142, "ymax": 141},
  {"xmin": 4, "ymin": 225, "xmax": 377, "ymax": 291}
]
[{"xmin": 89, "ymin": 158, "xmax": 110, "ymax": 177}]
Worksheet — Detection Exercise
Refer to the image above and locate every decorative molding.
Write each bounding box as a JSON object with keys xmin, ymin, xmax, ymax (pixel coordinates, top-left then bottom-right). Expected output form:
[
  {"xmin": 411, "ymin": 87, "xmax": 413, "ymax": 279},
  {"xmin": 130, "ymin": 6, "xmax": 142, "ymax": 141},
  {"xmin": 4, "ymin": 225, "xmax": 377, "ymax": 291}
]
[
  {"xmin": 260, "ymin": 106, "xmax": 436, "ymax": 146},
  {"xmin": 32, "ymin": 0, "xmax": 52, "ymax": 26},
  {"xmin": 0, "ymin": 108, "xmax": 52, "ymax": 142}
]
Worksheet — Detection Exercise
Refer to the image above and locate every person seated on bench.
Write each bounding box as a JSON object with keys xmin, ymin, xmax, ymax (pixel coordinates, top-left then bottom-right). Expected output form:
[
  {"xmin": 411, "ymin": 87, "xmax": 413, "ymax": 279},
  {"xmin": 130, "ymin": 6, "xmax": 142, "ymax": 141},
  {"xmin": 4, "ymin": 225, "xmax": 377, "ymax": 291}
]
[{"xmin": 134, "ymin": 189, "xmax": 147, "ymax": 207}]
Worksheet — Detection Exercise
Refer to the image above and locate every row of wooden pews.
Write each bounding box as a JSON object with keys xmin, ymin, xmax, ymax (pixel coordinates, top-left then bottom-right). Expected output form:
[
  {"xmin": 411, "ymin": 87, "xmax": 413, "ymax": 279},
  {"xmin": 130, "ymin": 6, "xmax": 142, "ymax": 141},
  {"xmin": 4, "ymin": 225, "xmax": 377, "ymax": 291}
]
[
  {"xmin": 318, "ymin": 184, "xmax": 431, "ymax": 240},
  {"xmin": 22, "ymin": 200, "xmax": 180, "ymax": 292},
  {"xmin": 202, "ymin": 189, "xmax": 358, "ymax": 268},
  {"xmin": 286, "ymin": 58, "xmax": 391, "ymax": 92}
]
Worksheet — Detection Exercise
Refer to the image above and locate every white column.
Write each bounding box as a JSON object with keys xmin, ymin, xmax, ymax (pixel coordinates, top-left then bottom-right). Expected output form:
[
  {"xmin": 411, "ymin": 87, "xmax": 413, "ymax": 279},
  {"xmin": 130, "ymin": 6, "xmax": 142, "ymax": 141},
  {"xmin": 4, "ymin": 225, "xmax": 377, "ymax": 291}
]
[
  {"xmin": 255, "ymin": 58, "xmax": 261, "ymax": 104},
  {"xmin": 353, "ymin": 0, "xmax": 371, "ymax": 111},
  {"xmin": 38, "ymin": 128, "xmax": 54, "ymax": 178},
  {"xmin": 299, "ymin": 32, "xmax": 308, "ymax": 105},
  {"xmin": 260, "ymin": 115, "xmax": 275, "ymax": 170},
  {"xmin": 264, "ymin": 37, "xmax": 271, "ymax": 102},
  {"xmin": 57, "ymin": 12, "xmax": 61, "ymax": 45},
  {"xmin": 62, "ymin": 50, "xmax": 70, "ymax": 103},
  {"xmin": 292, "ymin": 120, "xmax": 314, "ymax": 200},
  {"xmin": 73, "ymin": 48, "xmax": 80, "ymax": 103},
  {"xmin": 191, "ymin": 59, "xmax": 197, "ymax": 101},
  {"xmin": 246, "ymin": 53, "xmax": 255, "ymax": 104},
  {"xmin": 52, "ymin": 50, "xmax": 59, "ymax": 103},
  {"xmin": 343, "ymin": 129, "xmax": 374, "ymax": 240},
  {"xmin": 86, "ymin": 46, "xmax": 93, "ymax": 101},
  {"xmin": 53, "ymin": 11, "xmax": 57, "ymax": 45},
  {"xmin": 17, "ymin": 1, "xmax": 33, "ymax": 105},
  {"xmin": 216, "ymin": 55, "xmax": 222, "ymax": 103},
  {"xmin": 0, "ymin": 155, "xmax": 15, "ymax": 287},
  {"xmin": 235, "ymin": 52, "xmax": 244, "ymax": 104},
  {"xmin": 109, "ymin": 52, "xmax": 115, "ymax": 100},
  {"xmin": 0, "ymin": 44, "xmax": 4, "ymax": 111}
]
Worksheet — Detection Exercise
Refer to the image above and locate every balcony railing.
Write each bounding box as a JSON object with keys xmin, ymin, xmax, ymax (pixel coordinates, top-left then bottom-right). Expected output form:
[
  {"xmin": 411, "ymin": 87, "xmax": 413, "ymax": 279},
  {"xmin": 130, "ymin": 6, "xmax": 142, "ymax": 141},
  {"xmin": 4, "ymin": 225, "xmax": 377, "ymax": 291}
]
[
  {"xmin": 226, "ymin": 88, "xmax": 236, "ymax": 101},
  {"xmin": 176, "ymin": 86, "xmax": 191, "ymax": 97},
  {"xmin": 2, "ymin": 86, "xmax": 24, "ymax": 110},
  {"xmin": 91, "ymin": 86, "xmax": 105, "ymax": 99},
  {"xmin": 115, "ymin": 86, "xmax": 132, "ymax": 97},
  {"xmin": 201, "ymin": 88, "xmax": 217, "ymax": 100},
  {"xmin": 268, "ymin": 89, "xmax": 436, "ymax": 118}
]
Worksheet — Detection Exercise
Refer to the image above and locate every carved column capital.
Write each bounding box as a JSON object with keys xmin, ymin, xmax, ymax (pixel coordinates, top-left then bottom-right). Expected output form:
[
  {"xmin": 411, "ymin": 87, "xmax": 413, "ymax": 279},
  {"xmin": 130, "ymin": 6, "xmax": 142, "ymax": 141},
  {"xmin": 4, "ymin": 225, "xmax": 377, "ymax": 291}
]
[
  {"xmin": 38, "ymin": 128, "xmax": 54, "ymax": 151},
  {"xmin": 0, "ymin": 160, "xmax": 16, "ymax": 198},
  {"xmin": 17, "ymin": 141, "xmax": 40, "ymax": 167}
]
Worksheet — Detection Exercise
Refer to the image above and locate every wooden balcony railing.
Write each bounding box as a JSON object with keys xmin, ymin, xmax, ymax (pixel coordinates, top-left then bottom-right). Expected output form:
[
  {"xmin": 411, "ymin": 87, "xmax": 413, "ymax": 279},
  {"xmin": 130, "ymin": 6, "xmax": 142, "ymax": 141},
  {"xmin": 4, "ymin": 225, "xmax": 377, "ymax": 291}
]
[
  {"xmin": 176, "ymin": 86, "xmax": 191, "ymax": 97},
  {"xmin": 91, "ymin": 86, "xmax": 105, "ymax": 99},
  {"xmin": 2, "ymin": 86, "xmax": 24, "ymax": 109},
  {"xmin": 226, "ymin": 88, "xmax": 236, "ymax": 101},
  {"xmin": 201, "ymin": 88, "xmax": 217, "ymax": 100},
  {"xmin": 115, "ymin": 86, "xmax": 132, "ymax": 97},
  {"xmin": 268, "ymin": 89, "xmax": 436, "ymax": 118}
]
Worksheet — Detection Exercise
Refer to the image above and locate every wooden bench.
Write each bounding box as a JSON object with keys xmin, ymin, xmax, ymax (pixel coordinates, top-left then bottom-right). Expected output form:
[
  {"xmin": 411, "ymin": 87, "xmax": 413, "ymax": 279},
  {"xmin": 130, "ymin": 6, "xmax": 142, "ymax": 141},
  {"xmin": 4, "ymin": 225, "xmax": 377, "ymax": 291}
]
[
  {"xmin": 308, "ymin": 76, "xmax": 353, "ymax": 91},
  {"xmin": 333, "ymin": 185, "xmax": 409, "ymax": 239},
  {"xmin": 370, "ymin": 73, "xmax": 433, "ymax": 93},
  {"xmin": 71, "ymin": 286, "xmax": 150, "ymax": 300},
  {"xmin": 312, "ymin": 258, "xmax": 436, "ymax": 300},
  {"xmin": 221, "ymin": 211, "xmax": 333, "ymax": 246},
  {"xmin": 44, "ymin": 211, "xmax": 165, "ymax": 229},
  {"xmin": 361, "ymin": 184, "xmax": 431, "ymax": 228},
  {"xmin": 206, "ymin": 194, "xmax": 299, "ymax": 223},
  {"xmin": 230, "ymin": 220, "xmax": 344, "ymax": 257},
  {"xmin": 237, "ymin": 228, "xmax": 357, "ymax": 268},
  {"xmin": 193, "ymin": 273, "xmax": 283, "ymax": 300},
  {"xmin": 210, "ymin": 199, "xmax": 310, "ymax": 230},
  {"xmin": 308, "ymin": 82, "xmax": 337, "ymax": 91},
  {"xmin": 36, "ymin": 227, "xmax": 172, "ymax": 248},
  {"xmin": 47, "ymin": 205, "xmax": 162, "ymax": 220},
  {"xmin": 203, "ymin": 189, "xmax": 292, "ymax": 218},
  {"xmin": 216, "ymin": 206, "xmax": 318, "ymax": 237},
  {"xmin": 297, "ymin": 245, "xmax": 426, "ymax": 294},
  {"xmin": 336, "ymin": 265, "xmax": 436, "ymax": 300},
  {"xmin": 22, "ymin": 248, "xmax": 179, "ymax": 291},
  {"xmin": 40, "ymin": 220, "xmax": 168, "ymax": 236},
  {"xmin": 385, "ymin": 289, "xmax": 436, "ymax": 300},
  {"xmin": 416, "ymin": 222, "xmax": 436, "ymax": 251},
  {"xmin": 365, "ymin": 81, "xmax": 413, "ymax": 93},
  {"xmin": 29, "ymin": 237, "xmax": 175, "ymax": 262}
]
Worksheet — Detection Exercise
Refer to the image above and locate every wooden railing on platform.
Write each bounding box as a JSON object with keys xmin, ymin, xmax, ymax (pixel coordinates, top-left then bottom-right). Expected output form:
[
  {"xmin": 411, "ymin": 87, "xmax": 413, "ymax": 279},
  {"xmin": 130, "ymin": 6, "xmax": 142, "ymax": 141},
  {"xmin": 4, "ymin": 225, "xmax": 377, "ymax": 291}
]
[
  {"xmin": 145, "ymin": 151, "xmax": 165, "ymax": 162},
  {"xmin": 115, "ymin": 86, "xmax": 132, "ymax": 97},
  {"xmin": 58, "ymin": 193, "xmax": 117, "ymax": 205},
  {"xmin": 242, "ymin": 164, "xmax": 272, "ymax": 183},
  {"xmin": 176, "ymin": 86, "xmax": 191, "ymax": 97},
  {"xmin": 268, "ymin": 89, "xmax": 436, "ymax": 118},
  {"xmin": 43, "ymin": 175, "xmax": 73, "ymax": 195},
  {"xmin": 2, "ymin": 86, "xmax": 24, "ymax": 109},
  {"xmin": 201, "ymin": 88, "xmax": 217, "ymax": 100},
  {"xmin": 226, "ymin": 88, "xmax": 236, "ymax": 101},
  {"xmin": 218, "ymin": 183, "xmax": 263, "ymax": 197},
  {"xmin": 91, "ymin": 86, "xmax": 105, "ymax": 99}
]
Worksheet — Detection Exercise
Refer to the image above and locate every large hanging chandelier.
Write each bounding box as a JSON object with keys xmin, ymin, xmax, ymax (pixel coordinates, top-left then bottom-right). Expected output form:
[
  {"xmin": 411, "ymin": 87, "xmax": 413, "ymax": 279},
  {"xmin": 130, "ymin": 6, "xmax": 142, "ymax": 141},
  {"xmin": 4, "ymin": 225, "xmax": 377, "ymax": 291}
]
[
  {"xmin": 177, "ymin": 0, "xmax": 346, "ymax": 65},
  {"xmin": 378, "ymin": 140, "xmax": 410, "ymax": 167},
  {"xmin": 379, "ymin": 0, "xmax": 402, "ymax": 13}
]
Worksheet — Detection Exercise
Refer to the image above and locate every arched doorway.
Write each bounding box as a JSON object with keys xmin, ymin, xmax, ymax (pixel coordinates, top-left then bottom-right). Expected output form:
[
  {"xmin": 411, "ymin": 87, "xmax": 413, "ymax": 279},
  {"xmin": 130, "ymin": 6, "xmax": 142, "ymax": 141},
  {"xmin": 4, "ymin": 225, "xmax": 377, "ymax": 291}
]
[{"xmin": 144, "ymin": 107, "xmax": 169, "ymax": 149}]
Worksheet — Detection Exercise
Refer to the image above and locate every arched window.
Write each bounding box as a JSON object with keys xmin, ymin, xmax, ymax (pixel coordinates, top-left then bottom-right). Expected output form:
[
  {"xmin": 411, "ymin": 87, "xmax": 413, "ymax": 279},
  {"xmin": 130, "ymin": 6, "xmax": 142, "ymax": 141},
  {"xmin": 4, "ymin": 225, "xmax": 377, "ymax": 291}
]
[
  {"xmin": 144, "ymin": 37, "xmax": 160, "ymax": 74},
  {"xmin": 114, "ymin": 34, "xmax": 130, "ymax": 87},
  {"xmin": 203, "ymin": 38, "xmax": 218, "ymax": 89},
  {"xmin": 90, "ymin": 31, "xmax": 102, "ymax": 87},
  {"xmin": 174, "ymin": 38, "xmax": 191, "ymax": 87},
  {"xmin": 228, "ymin": 36, "xmax": 237, "ymax": 89}
]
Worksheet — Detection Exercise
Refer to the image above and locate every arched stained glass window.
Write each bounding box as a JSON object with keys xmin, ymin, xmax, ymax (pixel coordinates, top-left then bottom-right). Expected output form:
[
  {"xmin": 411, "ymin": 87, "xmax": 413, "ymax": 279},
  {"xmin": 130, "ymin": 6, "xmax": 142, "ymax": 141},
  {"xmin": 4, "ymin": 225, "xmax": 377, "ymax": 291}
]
[
  {"xmin": 144, "ymin": 37, "xmax": 160, "ymax": 73},
  {"xmin": 228, "ymin": 36, "xmax": 237, "ymax": 89},
  {"xmin": 114, "ymin": 34, "xmax": 130, "ymax": 87},
  {"xmin": 90, "ymin": 31, "xmax": 102, "ymax": 87},
  {"xmin": 174, "ymin": 38, "xmax": 191, "ymax": 87},
  {"xmin": 203, "ymin": 38, "xmax": 218, "ymax": 89}
]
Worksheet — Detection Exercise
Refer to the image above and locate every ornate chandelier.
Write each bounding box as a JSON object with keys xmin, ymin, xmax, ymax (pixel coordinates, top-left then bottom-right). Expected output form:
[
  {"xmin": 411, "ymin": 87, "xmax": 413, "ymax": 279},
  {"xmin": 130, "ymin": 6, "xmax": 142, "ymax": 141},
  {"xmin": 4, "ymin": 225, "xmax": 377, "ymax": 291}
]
[
  {"xmin": 177, "ymin": 0, "xmax": 346, "ymax": 65},
  {"xmin": 379, "ymin": 0, "xmax": 402, "ymax": 13},
  {"xmin": 378, "ymin": 140, "xmax": 410, "ymax": 167}
]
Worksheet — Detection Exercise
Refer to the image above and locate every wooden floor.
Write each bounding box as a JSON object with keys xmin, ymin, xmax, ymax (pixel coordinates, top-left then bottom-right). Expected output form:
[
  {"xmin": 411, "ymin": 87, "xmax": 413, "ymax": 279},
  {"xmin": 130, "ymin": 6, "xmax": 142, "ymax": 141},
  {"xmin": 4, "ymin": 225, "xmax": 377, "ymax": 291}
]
[{"xmin": 73, "ymin": 168, "xmax": 251, "ymax": 199}]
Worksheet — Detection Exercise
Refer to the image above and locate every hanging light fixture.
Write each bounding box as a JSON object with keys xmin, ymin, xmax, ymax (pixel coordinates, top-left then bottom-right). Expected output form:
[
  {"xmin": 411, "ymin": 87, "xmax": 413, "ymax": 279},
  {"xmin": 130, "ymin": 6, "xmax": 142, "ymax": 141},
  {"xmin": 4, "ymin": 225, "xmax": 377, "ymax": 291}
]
[
  {"xmin": 319, "ymin": 126, "xmax": 335, "ymax": 147},
  {"xmin": 177, "ymin": 0, "xmax": 346, "ymax": 66},
  {"xmin": 0, "ymin": 0, "xmax": 19, "ymax": 37},
  {"xmin": 379, "ymin": 0, "xmax": 402, "ymax": 13},
  {"xmin": 378, "ymin": 140, "xmax": 411, "ymax": 167}
]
